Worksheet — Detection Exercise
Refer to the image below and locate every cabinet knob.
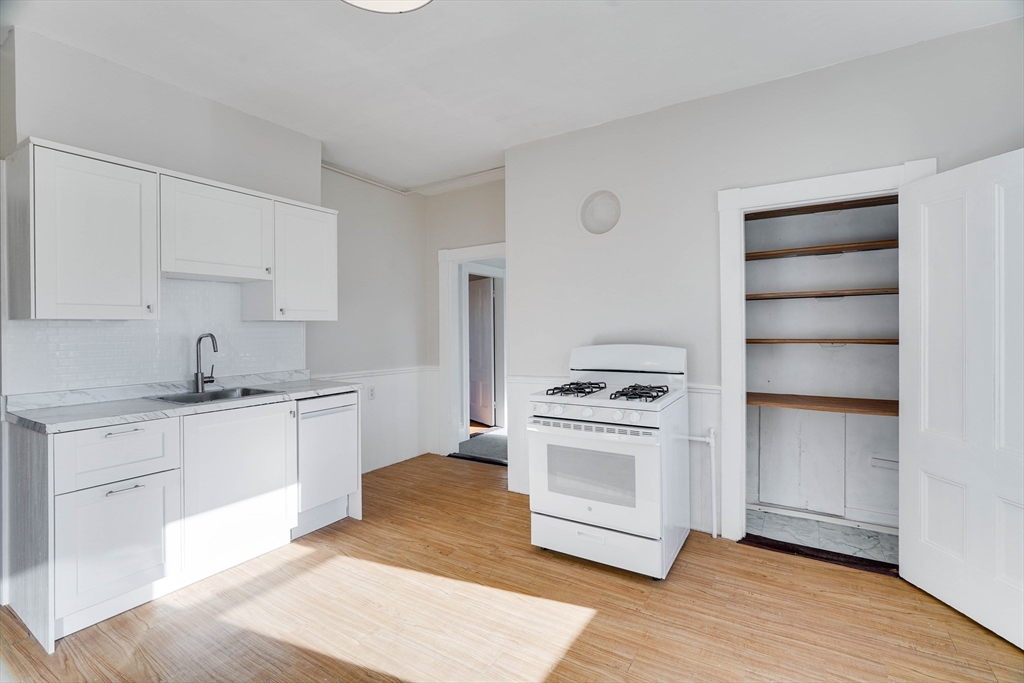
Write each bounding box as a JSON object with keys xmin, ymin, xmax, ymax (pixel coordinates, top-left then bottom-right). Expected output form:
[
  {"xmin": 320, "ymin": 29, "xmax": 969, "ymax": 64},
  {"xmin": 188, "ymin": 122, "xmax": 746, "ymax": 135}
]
[
  {"xmin": 146, "ymin": 304, "xmax": 153, "ymax": 312},
  {"xmin": 266, "ymin": 266, "xmax": 272, "ymax": 274},
  {"xmin": 280, "ymin": 308, "xmax": 285, "ymax": 315}
]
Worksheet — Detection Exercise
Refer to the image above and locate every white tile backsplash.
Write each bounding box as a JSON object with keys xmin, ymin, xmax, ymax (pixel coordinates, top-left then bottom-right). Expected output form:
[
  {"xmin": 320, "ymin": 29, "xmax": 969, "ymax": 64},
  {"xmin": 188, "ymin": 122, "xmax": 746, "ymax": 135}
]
[{"xmin": 3, "ymin": 278, "xmax": 305, "ymax": 395}]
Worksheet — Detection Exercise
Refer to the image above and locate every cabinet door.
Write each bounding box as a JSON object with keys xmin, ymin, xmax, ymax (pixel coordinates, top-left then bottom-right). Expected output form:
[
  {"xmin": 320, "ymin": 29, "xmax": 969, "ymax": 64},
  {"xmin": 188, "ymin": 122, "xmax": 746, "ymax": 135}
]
[
  {"xmin": 758, "ymin": 407, "xmax": 846, "ymax": 516},
  {"xmin": 160, "ymin": 176, "xmax": 274, "ymax": 281},
  {"xmin": 33, "ymin": 146, "xmax": 159, "ymax": 319},
  {"xmin": 182, "ymin": 402, "xmax": 297, "ymax": 579},
  {"xmin": 274, "ymin": 202, "xmax": 338, "ymax": 321},
  {"xmin": 54, "ymin": 469, "xmax": 181, "ymax": 618},
  {"xmin": 298, "ymin": 396, "xmax": 358, "ymax": 512},
  {"xmin": 844, "ymin": 414, "xmax": 899, "ymax": 526}
]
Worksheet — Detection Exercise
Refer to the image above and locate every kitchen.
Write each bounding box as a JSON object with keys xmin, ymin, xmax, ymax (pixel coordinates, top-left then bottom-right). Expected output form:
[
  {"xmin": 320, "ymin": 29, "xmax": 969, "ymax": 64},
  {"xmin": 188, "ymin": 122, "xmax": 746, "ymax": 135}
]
[{"xmin": 1, "ymin": 1, "xmax": 1022, "ymax": 681}]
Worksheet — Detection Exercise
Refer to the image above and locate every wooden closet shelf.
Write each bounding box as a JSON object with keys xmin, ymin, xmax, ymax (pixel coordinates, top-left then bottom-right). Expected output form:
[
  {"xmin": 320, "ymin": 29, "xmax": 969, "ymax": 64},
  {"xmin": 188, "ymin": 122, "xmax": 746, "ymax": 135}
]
[
  {"xmin": 747, "ymin": 338, "xmax": 898, "ymax": 345},
  {"xmin": 745, "ymin": 195, "xmax": 898, "ymax": 221},
  {"xmin": 745, "ymin": 239, "xmax": 898, "ymax": 261},
  {"xmin": 747, "ymin": 392, "xmax": 899, "ymax": 416},
  {"xmin": 746, "ymin": 287, "xmax": 897, "ymax": 301}
]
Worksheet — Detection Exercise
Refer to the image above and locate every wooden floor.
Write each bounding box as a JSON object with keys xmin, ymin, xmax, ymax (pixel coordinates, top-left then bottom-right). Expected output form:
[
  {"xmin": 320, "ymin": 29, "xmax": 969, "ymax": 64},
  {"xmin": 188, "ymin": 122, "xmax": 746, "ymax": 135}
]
[
  {"xmin": 469, "ymin": 420, "xmax": 493, "ymax": 436},
  {"xmin": 3, "ymin": 455, "xmax": 1021, "ymax": 682}
]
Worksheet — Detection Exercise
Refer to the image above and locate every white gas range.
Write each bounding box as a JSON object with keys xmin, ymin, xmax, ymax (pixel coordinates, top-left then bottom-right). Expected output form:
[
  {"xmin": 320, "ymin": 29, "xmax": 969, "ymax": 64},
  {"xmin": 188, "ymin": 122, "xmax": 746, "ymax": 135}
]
[{"xmin": 527, "ymin": 344, "xmax": 690, "ymax": 579}]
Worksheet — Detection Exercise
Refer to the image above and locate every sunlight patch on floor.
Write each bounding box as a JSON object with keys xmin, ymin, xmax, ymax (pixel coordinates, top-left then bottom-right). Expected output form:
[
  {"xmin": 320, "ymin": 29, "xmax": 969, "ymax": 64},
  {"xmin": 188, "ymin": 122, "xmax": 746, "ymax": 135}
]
[{"xmin": 219, "ymin": 554, "xmax": 596, "ymax": 682}]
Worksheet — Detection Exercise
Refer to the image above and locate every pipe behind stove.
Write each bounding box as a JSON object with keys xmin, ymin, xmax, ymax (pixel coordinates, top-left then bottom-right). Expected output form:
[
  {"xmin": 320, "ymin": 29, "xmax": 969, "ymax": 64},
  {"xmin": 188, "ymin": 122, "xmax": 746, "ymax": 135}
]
[{"xmin": 681, "ymin": 428, "xmax": 718, "ymax": 539}]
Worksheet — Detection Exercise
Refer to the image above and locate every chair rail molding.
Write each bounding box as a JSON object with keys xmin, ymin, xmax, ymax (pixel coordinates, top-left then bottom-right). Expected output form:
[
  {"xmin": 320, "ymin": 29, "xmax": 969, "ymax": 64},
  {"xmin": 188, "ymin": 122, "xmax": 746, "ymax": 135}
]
[{"xmin": 717, "ymin": 159, "xmax": 935, "ymax": 541}]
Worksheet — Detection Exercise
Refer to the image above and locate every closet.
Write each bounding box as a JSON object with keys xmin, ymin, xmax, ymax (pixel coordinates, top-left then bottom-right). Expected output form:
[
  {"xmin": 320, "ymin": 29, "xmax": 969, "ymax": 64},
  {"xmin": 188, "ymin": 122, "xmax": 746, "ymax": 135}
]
[{"xmin": 745, "ymin": 196, "xmax": 899, "ymax": 534}]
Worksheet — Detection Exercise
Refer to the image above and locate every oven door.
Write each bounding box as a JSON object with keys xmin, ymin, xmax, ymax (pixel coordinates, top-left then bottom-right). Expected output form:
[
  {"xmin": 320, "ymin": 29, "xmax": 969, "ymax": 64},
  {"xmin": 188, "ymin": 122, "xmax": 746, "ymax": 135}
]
[{"xmin": 528, "ymin": 418, "xmax": 662, "ymax": 539}]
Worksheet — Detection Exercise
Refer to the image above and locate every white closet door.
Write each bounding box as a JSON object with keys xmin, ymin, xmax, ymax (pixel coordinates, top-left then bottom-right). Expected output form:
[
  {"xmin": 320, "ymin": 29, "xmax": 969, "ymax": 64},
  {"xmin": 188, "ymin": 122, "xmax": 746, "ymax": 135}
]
[
  {"xmin": 468, "ymin": 277, "xmax": 495, "ymax": 426},
  {"xmin": 899, "ymin": 148, "xmax": 1023, "ymax": 648},
  {"xmin": 34, "ymin": 147, "xmax": 158, "ymax": 319}
]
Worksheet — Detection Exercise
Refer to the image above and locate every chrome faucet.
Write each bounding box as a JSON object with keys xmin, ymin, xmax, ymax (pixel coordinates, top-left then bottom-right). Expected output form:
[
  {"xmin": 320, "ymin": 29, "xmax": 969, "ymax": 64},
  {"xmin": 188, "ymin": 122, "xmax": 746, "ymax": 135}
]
[{"xmin": 195, "ymin": 333, "xmax": 219, "ymax": 393}]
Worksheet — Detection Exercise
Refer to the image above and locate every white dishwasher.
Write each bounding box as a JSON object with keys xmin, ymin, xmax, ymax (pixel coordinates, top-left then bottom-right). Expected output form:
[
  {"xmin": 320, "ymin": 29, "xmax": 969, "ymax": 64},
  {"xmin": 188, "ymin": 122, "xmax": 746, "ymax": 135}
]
[{"xmin": 293, "ymin": 391, "xmax": 361, "ymax": 539}]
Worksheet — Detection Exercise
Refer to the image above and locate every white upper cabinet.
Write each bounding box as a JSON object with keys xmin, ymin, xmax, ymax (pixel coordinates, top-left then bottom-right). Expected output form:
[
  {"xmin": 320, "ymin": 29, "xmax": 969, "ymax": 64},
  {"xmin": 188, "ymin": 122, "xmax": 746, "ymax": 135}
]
[
  {"xmin": 5, "ymin": 139, "xmax": 338, "ymax": 321},
  {"xmin": 7, "ymin": 144, "xmax": 159, "ymax": 320},
  {"xmin": 160, "ymin": 176, "xmax": 274, "ymax": 282},
  {"xmin": 242, "ymin": 202, "xmax": 338, "ymax": 321}
]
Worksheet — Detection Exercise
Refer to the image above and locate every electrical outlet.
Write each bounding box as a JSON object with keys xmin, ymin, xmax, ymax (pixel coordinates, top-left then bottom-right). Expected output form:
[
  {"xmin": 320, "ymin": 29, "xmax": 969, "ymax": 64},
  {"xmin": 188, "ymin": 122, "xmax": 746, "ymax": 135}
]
[{"xmin": 368, "ymin": 386, "xmax": 376, "ymax": 400}]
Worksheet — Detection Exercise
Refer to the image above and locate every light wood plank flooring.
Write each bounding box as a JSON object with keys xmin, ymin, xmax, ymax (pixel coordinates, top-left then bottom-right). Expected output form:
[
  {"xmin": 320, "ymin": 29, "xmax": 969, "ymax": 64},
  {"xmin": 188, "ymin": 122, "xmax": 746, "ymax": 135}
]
[
  {"xmin": 469, "ymin": 420, "xmax": 493, "ymax": 436},
  {"xmin": 2, "ymin": 454, "xmax": 1021, "ymax": 682}
]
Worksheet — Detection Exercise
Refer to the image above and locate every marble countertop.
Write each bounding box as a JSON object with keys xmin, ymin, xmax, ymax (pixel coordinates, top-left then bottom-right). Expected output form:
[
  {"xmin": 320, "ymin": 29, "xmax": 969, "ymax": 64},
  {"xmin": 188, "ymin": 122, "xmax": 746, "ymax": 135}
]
[{"xmin": 6, "ymin": 378, "xmax": 361, "ymax": 434}]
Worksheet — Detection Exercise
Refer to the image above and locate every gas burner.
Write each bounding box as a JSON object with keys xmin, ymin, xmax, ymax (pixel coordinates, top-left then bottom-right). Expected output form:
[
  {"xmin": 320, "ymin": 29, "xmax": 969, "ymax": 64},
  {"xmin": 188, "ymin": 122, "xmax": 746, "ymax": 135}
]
[
  {"xmin": 546, "ymin": 381, "xmax": 607, "ymax": 397},
  {"xmin": 609, "ymin": 384, "xmax": 669, "ymax": 402}
]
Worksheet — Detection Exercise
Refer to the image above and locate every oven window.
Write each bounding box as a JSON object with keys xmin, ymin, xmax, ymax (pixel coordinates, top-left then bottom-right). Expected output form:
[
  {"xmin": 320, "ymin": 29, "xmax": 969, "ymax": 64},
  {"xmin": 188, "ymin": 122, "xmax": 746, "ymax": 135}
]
[{"xmin": 547, "ymin": 445, "xmax": 637, "ymax": 508}]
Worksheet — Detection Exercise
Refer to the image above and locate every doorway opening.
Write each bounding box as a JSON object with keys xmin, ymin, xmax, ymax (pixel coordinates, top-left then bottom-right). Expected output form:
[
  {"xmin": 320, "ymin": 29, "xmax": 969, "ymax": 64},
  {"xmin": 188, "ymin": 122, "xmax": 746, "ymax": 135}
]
[
  {"xmin": 716, "ymin": 160, "xmax": 935, "ymax": 544},
  {"xmin": 742, "ymin": 196, "xmax": 900, "ymax": 569},
  {"xmin": 454, "ymin": 270, "xmax": 507, "ymax": 466},
  {"xmin": 438, "ymin": 244, "xmax": 508, "ymax": 467}
]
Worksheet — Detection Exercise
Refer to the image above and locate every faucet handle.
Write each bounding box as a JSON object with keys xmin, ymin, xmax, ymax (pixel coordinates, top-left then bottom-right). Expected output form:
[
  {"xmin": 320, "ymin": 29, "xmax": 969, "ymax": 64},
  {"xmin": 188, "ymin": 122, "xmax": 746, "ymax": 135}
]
[{"xmin": 204, "ymin": 364, "xmax": 216, "ymax": 384}]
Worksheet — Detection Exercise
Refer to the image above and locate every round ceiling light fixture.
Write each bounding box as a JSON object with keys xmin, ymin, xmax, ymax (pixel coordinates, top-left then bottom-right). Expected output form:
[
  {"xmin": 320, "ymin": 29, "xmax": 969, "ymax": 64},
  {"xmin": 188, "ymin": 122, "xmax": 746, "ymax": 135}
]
[
  {"xmin": 342, "ymin": 0, "xmax": 432, "ymax": 13},
  {"xmin": 578, "ymin": 189, "xmax": 622, "ymax": 235}
]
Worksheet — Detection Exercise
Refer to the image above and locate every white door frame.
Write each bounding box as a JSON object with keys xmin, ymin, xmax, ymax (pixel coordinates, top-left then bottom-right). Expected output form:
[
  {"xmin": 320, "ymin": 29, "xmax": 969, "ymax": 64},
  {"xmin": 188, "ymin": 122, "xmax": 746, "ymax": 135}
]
[
  {"xmin": 438, "ymin": 242, "xmax": 507, "ymax": 455},
  {"xmin": 716, "ymin": 160, "xmax": 935, "ymax": 541}
]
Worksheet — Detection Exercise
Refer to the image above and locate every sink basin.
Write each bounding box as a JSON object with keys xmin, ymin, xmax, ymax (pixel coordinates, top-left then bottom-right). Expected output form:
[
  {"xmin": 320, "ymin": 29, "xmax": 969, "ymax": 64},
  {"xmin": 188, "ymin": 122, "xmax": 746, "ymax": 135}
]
[{"xmin": 150, "ymin": 387, "xmax": 281, "ymax": 405}]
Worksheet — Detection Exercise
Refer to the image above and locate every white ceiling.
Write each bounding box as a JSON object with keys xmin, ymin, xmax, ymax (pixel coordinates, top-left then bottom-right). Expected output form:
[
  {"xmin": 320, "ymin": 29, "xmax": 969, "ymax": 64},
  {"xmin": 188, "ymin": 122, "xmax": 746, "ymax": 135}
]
[{"xmin": 2, "ymin": 1, "xmax": 1021, "ymax": 190}]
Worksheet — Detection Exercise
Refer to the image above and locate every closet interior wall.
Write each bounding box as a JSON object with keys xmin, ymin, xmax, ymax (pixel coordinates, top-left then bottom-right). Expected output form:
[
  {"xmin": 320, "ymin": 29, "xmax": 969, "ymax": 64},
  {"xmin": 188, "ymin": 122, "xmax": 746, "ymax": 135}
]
[{"xmin": 744, "ymin": 200, "xmax": 900, "ymax": 531}]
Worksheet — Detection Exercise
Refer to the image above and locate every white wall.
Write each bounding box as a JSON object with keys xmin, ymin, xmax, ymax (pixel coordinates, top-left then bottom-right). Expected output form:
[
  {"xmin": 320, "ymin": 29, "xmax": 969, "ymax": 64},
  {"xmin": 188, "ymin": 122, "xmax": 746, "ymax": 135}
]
[
  {"xmin": 0, "ymin": 29, "xmax": 321, "ymax": 204},
  {"xmin": 0, "ymin": 28, "xmax": 321, "ymax": 400},
  {"xmin": 506, "ymin": 18, "xmax": 1023, "ymax": 386},
  {"xmin": 424, "ymin": 181, "xmax": 507, "ymax": 367},
  {"xmin": 504, "ymin": 19, "xmax": 1024, "ymax": 506},
  {"xmin": 309, "ymin": 172, "xmax": 505, "ymax": 471},
  {"xmin": 307, "ymin": 170, "xmax": 430, "ymax": 375},
  {"xmin": 3, "ymin": 278, "xmax": 304, "ymax": 396}
]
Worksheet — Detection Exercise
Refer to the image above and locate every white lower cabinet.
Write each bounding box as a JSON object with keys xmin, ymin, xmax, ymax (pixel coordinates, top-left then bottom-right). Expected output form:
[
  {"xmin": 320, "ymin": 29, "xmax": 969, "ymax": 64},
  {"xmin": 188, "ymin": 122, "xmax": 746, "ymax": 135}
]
[
  {"xmin": 182, "ymin": 402, "xmax": 297, "ymax": 580},
  {"xmin": 55, "ymin": 468, "xmax": 182, "ymax": 619},
  {"xmin": 8, "ymin": 393, "xmax": 359, "ymax": 654}
]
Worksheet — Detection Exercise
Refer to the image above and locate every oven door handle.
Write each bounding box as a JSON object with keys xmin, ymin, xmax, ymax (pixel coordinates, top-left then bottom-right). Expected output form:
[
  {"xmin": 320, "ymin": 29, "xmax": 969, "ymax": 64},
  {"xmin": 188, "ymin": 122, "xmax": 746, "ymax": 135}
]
[{"xmin": 526, "ymin": 419, "xmax": 660, "ymax": 445}]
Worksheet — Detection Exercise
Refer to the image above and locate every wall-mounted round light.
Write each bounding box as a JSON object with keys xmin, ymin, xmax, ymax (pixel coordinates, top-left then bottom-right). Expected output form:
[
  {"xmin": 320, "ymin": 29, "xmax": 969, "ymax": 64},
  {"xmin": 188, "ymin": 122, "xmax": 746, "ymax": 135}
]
[
  {"xmin": 342, "ymin": 0, "xmax": 432, "ymax": 13},
  {"xmin": 578, "ymin": 189, "xmax": 621, "ymax": 235}
]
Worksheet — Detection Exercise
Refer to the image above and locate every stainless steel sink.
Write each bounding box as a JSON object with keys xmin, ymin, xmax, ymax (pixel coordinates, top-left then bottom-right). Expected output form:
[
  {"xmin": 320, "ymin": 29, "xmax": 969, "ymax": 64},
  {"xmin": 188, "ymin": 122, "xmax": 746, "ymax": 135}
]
[{"xmin": 150, "ymin": 387, "xmax": 281, "ymax": 405}]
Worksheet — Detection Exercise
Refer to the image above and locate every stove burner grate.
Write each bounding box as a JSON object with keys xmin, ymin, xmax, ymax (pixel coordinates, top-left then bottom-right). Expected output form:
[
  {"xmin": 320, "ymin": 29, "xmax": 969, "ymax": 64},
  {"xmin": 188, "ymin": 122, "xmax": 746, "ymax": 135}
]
[
  {"xmin": 546, "ymin": 381, "xmax": 607, "ymax": 397},
  {"xmin": 609, "ymin": 384, "xmax": 669, "ymax": 402}
]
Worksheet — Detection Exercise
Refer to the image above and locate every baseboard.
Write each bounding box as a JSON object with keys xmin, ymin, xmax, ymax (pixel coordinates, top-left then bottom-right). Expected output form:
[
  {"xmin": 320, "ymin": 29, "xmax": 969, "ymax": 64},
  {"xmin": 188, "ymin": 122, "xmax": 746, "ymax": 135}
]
[{"xmin": 291, "ymin": 497, "xmax": 349, "ymax": 539}]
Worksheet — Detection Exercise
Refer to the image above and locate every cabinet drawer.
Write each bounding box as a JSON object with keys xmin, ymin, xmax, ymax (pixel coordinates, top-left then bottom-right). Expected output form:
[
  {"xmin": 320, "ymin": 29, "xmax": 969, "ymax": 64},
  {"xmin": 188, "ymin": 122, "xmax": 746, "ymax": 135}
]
[
  {"xmin": 54, "ymin": 417, "xmax": 181, "ymax": 495},
  {"xmin": 531, "ymin": 513, "xmax": 664, "ymax": 578},
  {"xmin": 55, "ymin": 469, "xmax": 182, "ymax": 619}
]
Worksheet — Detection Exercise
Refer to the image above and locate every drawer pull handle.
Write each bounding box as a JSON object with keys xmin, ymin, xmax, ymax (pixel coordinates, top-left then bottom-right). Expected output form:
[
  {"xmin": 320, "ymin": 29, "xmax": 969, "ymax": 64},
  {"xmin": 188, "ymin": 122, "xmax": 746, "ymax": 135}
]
[
  {"xmin": 106, "ymin": 484, "xmax": 145, "ymax": 497},
  {"xmin": 104, "ymin": 428, "xmax": 145, "ymax": 439},
  {"xmin": 577, "ymin": 530, "xmax": 606, "ymax": 545}
]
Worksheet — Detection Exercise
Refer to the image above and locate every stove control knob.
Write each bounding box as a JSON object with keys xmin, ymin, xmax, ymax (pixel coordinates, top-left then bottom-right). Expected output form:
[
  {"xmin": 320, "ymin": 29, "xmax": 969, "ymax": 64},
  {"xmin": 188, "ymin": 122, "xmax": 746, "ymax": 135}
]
[
  {"xmin": 582, "ymin": 407, "xmax": 594, "ymax": 418},
  {"xmin": 629, "ymin": 411, "xmax": 643, "ymax": 424},
  {"xmin": 551, "ymin": 404, "xmax": 564, "ymax": 416},
  {"xmin": 535, "ymin": 403, "xmax": 549, "ymax": 414},
  {"xmin": 612, "ymin": 410, "xmax": 625, "ymax": 421}
]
